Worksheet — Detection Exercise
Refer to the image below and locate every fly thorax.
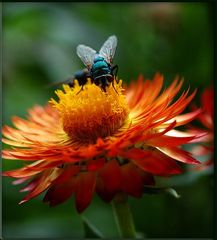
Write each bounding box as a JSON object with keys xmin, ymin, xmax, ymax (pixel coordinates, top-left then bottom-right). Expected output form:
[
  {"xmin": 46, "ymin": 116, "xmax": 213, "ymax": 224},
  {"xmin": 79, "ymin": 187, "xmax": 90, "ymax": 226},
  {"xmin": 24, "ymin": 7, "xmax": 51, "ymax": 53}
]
[{"xmin": 92, "ymin": 61, "xmax": 109, "ymax": 71}]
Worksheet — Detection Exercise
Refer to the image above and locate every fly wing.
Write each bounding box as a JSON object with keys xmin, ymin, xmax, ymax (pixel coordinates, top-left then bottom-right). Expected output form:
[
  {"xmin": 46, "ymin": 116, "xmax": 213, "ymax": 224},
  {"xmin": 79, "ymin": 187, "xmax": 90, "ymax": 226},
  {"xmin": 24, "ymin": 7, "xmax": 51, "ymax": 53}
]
[
  {"xmin": 76, "ymin": 45, "xmax": 96, "ymax": 69},
  {"xmin": 99, "ymin": 35, "xmax": 117, "ymax": 64}
]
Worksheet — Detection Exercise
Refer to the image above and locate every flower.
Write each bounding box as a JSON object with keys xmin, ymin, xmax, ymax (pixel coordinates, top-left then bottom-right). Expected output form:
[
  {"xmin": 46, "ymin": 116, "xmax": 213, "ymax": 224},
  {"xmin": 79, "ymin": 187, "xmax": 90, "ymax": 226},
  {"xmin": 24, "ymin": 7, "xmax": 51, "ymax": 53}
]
[
  {"xmin": 3, "ymin": 74, "xmax": 202, "ymax": 213},
  {"xmin": 189, "ymin": 86, "xmax": 214, "ymax": 170}
]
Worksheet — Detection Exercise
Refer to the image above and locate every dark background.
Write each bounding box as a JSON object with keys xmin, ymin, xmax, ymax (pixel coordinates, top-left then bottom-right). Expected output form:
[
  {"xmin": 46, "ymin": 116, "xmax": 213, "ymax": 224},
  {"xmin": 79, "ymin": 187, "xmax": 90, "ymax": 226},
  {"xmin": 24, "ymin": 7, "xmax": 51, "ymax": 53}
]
[{"xmin": 2, "ymin": 2, "xmax": 213, "ymax": 238}]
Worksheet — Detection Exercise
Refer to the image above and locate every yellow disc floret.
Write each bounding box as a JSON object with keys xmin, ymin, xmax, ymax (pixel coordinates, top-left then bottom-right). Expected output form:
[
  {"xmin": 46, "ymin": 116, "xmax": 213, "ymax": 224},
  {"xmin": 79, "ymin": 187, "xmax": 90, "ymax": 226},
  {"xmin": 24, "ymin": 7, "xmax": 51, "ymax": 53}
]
[{"xmin": 50, "ymin": 79, "xmax": 129, "ymax": 144}]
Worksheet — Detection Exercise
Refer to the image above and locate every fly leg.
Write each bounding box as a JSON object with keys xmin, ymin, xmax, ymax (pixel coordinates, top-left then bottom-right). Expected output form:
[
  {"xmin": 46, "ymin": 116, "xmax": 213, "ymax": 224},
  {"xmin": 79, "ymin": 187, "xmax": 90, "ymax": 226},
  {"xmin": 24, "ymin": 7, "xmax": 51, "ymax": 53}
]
[
  {"xmin": 112, "ymin": 81, "xmax": 119, "ymax": 94},
  {"xmin": 110, "ymin": 65, "xmax": 119, "ymax": 94},
  {"xmin": 76, "ymin": 84, "xmax": 85, "ymax": 95},
  {"xmin": 111, "ymin": 65, "xmax": 119, "ymax": 82}
]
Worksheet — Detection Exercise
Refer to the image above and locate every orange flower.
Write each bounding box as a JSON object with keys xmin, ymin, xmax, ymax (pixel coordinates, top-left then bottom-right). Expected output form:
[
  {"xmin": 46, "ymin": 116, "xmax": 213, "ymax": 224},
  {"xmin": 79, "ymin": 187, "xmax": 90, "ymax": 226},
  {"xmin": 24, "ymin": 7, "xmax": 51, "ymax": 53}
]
[
  {"xmin": 3, "ymin": 74, "xmax": 202, "ymax": 213},
  {"xmin": 189, "ymin": 86, "xmax": 214, "ymax": 170}
]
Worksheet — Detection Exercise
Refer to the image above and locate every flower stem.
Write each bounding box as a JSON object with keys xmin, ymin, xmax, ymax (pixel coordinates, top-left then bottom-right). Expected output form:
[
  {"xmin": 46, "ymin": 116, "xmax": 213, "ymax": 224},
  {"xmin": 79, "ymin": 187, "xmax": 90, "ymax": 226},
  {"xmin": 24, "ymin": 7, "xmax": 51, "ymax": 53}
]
[{"xmin": 112, "ymin": 193, "xmax": 137, "ymax": 239}]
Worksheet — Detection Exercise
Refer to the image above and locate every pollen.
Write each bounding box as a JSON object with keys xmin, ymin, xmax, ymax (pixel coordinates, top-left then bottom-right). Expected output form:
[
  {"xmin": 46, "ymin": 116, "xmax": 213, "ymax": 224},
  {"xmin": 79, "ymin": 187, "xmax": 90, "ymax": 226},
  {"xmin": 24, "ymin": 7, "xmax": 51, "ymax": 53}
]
[{"xmin": 50, "ymin": 79, "xmax": 129, "ymax": 143}]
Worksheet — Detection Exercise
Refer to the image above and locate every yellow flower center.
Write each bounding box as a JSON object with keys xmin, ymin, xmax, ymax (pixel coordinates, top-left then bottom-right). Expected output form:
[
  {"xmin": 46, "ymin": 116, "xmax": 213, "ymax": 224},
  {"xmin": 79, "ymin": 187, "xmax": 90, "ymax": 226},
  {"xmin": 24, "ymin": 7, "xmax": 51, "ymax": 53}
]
[{"xmin": 50, "ymin": 79, "xmax": 129, "ymax": 143}]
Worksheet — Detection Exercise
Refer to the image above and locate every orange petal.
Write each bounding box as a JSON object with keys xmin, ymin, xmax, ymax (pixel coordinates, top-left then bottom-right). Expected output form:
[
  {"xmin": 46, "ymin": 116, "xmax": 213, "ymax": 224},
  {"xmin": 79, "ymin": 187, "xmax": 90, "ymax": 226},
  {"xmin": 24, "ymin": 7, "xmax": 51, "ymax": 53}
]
[
  {"xmin": 146, "ymin": 135, "xmax": 196, "ymax": 147},
  {"xmin": 157, "ymin": 147, "xmax": 200, "ymax": 164},
  {"xmin": 165, "ymin": 109, "xmax": 202, "ymax": 127},
  {"xmin": 3, "ymin": 160, "xmax": 62, "ymax": 178},
  {"xmin": 19, "ymin": 168, "xmax": 61, "ymax": 204},
  {"xmin": 123, "ymin": 148, "xmax": 182, "ymax": 175}
]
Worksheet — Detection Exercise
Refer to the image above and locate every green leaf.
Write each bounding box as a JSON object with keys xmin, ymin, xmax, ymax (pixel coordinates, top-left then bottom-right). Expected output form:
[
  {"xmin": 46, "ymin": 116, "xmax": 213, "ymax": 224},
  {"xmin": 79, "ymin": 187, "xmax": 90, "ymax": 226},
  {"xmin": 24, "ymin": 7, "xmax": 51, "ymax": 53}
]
[
  {"xmin": 165, "ymin": 188, "xmax": 181, "ymax": 199},
  {"xmin": 143, "ymin": 186, "xmax": 181, "ymax": 199},
  {"xmin": 82, "ymin": 215, "xmax": 103, "ymax": 238}
]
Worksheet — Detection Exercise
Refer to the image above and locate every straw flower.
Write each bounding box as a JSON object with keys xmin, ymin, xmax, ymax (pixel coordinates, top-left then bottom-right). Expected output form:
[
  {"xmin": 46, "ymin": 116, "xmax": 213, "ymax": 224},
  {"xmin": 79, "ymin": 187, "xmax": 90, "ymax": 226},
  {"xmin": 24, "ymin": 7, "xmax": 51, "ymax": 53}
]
[{"xmin": 3, "ymin": 74, "xmax": 202, "ymax": 213}]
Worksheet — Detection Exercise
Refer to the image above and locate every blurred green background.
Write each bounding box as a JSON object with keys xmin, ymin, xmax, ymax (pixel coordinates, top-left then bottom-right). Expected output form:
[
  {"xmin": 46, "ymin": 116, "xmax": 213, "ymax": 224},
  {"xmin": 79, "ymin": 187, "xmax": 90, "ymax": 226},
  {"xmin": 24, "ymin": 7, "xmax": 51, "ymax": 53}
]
[{"xmin": 2, "ymin": 2, "xmax": 213, "ymax": 239}]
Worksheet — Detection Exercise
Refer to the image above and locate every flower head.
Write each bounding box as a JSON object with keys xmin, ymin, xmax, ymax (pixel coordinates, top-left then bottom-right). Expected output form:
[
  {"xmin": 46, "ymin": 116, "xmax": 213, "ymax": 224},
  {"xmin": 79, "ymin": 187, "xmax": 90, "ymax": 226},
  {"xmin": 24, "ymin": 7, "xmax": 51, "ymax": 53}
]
[
  {"xmin": 50, "ymin": 79, "xmax": 129, "ymax": 144},
  {"xmin": 3, "ymin": 73, "xmax": 202, "ymax": 213}
]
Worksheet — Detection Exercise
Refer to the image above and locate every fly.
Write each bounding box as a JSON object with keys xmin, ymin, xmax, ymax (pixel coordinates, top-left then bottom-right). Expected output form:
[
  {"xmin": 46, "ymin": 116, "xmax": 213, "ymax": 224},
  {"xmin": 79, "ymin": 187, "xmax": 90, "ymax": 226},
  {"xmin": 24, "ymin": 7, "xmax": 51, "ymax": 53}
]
[{"xmin": 76, "ymin": 35, "xmax": 118, "ymax": 92}]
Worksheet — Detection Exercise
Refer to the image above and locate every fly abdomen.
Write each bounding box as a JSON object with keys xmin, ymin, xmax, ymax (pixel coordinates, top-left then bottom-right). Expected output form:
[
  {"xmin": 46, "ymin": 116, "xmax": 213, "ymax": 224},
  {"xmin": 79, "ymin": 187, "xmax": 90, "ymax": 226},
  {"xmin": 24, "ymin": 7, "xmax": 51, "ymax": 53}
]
[{"xmin": 74, "ymin": 68, "xmax": 90, "ymax": 86}]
